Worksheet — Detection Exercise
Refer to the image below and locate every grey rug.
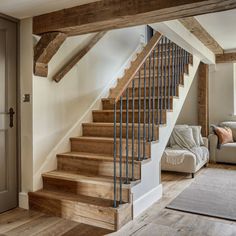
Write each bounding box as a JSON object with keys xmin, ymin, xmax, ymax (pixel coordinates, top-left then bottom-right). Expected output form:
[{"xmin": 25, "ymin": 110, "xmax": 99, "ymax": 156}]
[{"xmin": 166, "ymin": 168, "xmax": 236, "ymax": 221}]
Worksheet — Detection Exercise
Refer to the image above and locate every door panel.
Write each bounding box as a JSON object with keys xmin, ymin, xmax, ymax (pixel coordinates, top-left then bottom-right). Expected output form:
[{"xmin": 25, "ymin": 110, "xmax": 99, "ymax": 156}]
[{"xmin": 0, "ymin": 18, "xmax": 17, "ymax": 213}]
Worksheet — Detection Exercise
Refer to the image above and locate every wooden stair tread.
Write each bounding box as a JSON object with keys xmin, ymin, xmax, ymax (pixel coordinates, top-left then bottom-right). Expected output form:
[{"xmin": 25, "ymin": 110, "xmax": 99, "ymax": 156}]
[
  {"xmin": 43, "ymin": 170, "xmax": 132, "ymax": 187},
  {"xmin": 82, "ymin": 122, "xmax": 160, "ymax": 127},
  {"xmin": 102, "ymin": 96, "xmax": 176, "ymax": 101},
  {"xmin": 57, "ymin": 151, "xmax": 141, "ymax": 162},
  {"xmin": 29, "ymin": 189, "xmax": 122, "ymax": 208}
]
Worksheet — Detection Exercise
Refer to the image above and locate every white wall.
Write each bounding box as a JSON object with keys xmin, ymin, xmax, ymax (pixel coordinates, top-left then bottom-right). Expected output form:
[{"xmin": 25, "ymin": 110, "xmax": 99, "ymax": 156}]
[
  {"xmin": 20, "ymin": 18, "xmax": 146, "ymax": 196},
  {"xmin": 177, "ymin": 71, "xmax": 199, "ymax": 125},
  {"xmin": 209, "ymin": 63, "xmax": 236, "ymax": 125}
]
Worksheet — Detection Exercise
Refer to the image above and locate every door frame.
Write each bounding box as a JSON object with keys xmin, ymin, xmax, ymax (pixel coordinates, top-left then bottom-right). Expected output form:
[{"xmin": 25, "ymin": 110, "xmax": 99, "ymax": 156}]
[{"xmin": 0, "ymin": 13, "xmax": 20, "ymax": 209}]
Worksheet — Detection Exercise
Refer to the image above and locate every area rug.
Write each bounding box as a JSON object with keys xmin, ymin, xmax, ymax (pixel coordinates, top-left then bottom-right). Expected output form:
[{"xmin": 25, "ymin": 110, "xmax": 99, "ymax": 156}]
[{"xmin": 166, "ymin": 168, "xmax": 236, "ymax": 221}]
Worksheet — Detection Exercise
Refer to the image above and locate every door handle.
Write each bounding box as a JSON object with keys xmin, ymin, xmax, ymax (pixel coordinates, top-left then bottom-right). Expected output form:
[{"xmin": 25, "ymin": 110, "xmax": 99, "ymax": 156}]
[{"xmin": 9, "ymin": 107, "xmax": 15, "ymax": 128}]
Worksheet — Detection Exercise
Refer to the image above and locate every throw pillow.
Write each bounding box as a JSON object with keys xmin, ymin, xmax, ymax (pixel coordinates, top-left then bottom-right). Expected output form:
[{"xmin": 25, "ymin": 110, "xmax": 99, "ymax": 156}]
[
  {"xmin": 170, "ymin": 126, "xmax": 197, "ymax": 149},
  {"xmin": 190, "ymin": 126, "xmax": 204, "ymax": 147},
  {"xmin": 214, "ymin": 127, "xmax": 234, "ymax": 145},
  {"xmin": 220, "ymin": 121, "xmax": 236, "ymax": 142}
]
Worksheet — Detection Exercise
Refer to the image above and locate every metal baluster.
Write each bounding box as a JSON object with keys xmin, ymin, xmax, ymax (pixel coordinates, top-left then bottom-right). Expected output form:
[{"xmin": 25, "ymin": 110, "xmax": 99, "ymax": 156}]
[
  {"xmin": 119, "ymin": 96, "xmax": 123, "ymax": 204},
  {"xmin": 164, "ymin": 37, "xmax": 167, "ymax": 112},
  {"xmin": 172, "ymin": 42, "xmax": 175, "ymax": 97},
  {"xmin": 176, "ymin": 45, "xmax": 179, "ymax": 87},
  {"xmin": 113, "ymin": 103, "xmax": 117, "ymax": 208},
  {"xmin": 160, "ymin": 37, "xmax": 164, "ymax": 124},
  {"xmin": 157, "ymin": 40, "xmax": 161, "ymax": 125},
  {"xmin": 131, "ymin": 80, "xmax": 135, "ymax": 181},
  {"xmin": 152, "ymin": 49, "xmax": 156, "ymax": 141},
  {"xmin": 125, "ymin": 89, "xmax": 129, "ymax": 184},
  {"xmin": 138, "ymin": 71, "xmax": 141, "ymax": 161},
  {"xmin": 168, "ymin": 39, "xmax": 171, "ymax": 109},
  {"xmin": 143, "ymin": 63, "xmax": 147, "ymax": 160},
  {"xmin": 148, "ymin": 54, "xmax": 151, "ymax": 142}
]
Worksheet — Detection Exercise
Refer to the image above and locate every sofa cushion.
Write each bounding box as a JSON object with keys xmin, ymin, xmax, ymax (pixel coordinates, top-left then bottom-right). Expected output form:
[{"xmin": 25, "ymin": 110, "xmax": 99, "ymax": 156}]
[
  {"xmin": 170, "ymin": 126, "xmax": 197, "ymax": 149},
  {"xmin": 214, "ymin": 126, "xmax": 234, "ymax": 145},
  {"xmin": 220, "ymin": 121, "xmax": 236, "ymax": 141},
  {"xmin": 216, "ymin": 143, "xmax": 236, "ymax": 164},
  {"xmin": 190, "ymin": 126, "xmax": 204, "ymax": 146}
]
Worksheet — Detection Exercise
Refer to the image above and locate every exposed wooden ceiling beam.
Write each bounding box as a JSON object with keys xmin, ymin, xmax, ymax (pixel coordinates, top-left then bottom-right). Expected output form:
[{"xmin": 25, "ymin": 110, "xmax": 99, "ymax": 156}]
[
  {"xmin": 179, "ymin": 17, "xmax": 223, "ymax": 54},
  {"xmin": 34, "ymin": 32, "xmax": 67, "ymax": 77},
  {"xmin": 216, "ymin": 52, "xmax": 236, "ymax": 63},
  {"xmin": 33, "ymin": 0, "xmax": 236, "ymax": 36}
]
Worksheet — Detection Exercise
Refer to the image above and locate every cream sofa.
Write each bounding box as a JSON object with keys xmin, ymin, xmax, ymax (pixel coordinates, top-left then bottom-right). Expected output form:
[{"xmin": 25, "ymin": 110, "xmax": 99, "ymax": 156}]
[
  {"xmin": 162, "ymin": 137, "xmax": 209, "ymax": 178},
  {"xmin": 209, "ymin": 121, "xmax": 236, "ymax": 164}
]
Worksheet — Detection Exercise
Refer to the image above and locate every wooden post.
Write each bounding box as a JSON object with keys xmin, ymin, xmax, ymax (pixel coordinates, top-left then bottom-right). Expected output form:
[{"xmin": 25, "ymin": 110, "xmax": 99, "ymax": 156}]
[{"xmin": 198, "ymin": 62, "xmax": 209, "ymax": 137}]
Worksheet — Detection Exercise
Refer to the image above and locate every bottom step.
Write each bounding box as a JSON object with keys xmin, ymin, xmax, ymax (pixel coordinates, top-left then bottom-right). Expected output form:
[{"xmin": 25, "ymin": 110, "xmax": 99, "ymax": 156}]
[{"xmin": 28, "ymin": 190, "xmax": 132, "ymax": 231}]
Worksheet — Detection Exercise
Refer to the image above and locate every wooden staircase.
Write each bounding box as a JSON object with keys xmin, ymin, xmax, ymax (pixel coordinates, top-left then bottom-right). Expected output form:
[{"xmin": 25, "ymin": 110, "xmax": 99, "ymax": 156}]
[{"xmin": 29, "ymin": 32, "xmax": 193, "ymax": 231}]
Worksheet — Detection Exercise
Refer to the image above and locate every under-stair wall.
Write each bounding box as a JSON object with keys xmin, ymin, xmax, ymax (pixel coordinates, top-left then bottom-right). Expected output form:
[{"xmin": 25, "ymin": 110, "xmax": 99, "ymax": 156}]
[{"xmin": 132, "ymin": 55, "xmax": 200, "ymax": 217}]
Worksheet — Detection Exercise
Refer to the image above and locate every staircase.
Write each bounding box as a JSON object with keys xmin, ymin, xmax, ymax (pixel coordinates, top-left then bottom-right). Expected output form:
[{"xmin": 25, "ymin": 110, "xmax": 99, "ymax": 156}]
[{"xmin": 29, "ymin": 32, "xmax": 196, "ymax": 231}]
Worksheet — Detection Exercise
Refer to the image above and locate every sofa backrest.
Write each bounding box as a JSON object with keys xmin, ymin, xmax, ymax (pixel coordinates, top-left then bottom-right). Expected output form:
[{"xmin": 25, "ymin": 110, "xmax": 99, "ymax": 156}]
[{"xmin": 220, "ymin": 121, "xmax": 236, "ymax": 141}]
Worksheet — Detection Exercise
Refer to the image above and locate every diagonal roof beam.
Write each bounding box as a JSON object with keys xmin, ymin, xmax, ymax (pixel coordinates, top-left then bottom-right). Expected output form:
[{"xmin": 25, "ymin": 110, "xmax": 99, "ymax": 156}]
[
  {"xmin": 33, "ymin": 0, "xmax": 236, "ymax": 36},
  {"xmin": 179, "ymin": 17, "xmax": 223, "ymax": 54}
]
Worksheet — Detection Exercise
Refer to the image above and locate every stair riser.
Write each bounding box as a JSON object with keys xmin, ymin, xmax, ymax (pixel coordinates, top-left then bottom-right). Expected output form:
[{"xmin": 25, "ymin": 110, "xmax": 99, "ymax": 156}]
[
  {"xmin": 70, "ymin": 139, "xmax": 151, "ymax": 158},
  {"xmin": 127, "ymin": 87, "xmax": 179, "ymax": 97},
  {"xmin": 93, "ymin": 111, "xmax": 167, "ymax": 124},
  {"xmin": 83, "ymin": 124, "xmax": 159, "ymax": 140},
  {"xmin": 29, "ymin": 193, "xmax": 132, "ymax": 231},
  {"xmin": 57, "ymin": 156, "xmax": 141, "ymax": 179},
  {"xmin": 137, "ymin": 65, "xmax": 188, "ymax": 75},
  {"xmin": 43, "ymin": 176, "xmax": 130, "ymax": 202},
  {"xmin": 102, "ymin": 98, "xmax": 173, "ymax": 110},
  {"xmin": 130, "ymin": 75, "xmax": 184, "ymax": 86}
]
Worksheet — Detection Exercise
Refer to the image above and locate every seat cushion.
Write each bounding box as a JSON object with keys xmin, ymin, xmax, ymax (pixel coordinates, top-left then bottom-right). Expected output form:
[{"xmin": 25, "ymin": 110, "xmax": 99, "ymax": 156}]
[
  {"xmin": 216, "ymin": 142, "xmax": 236, "ymax": 164},
  {"xmin": 162, "ymin": 147, "xmax": 209, "ymax": 173}
]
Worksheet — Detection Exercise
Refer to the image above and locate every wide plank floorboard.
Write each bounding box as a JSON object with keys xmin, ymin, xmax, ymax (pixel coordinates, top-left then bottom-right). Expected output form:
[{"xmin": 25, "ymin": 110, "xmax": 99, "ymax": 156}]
[{"xmin": 1, "ymin": 164, "xmax": 236, "ymax": 236}]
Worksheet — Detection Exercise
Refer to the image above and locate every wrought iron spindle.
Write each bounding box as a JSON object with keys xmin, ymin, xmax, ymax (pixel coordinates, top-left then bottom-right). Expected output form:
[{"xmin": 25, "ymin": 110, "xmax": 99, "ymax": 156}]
[
  {"xmin": 167, "ymin": 39, "xmax": 171, "ymax": 109},
  {"xmin": 138, "ymin": 71, "xmax": 141, "ymax": 161},
  {"xmin": 157, "ymin": 40, "xmax": 161, "ymax": 126},
  {"xmin": 125, "ymin": 89, "xmax": 129, "ymax": 184},
  {"xmin": 113, "ymin": 103, "xmax": 117, "ymax": 208},
  {"xmin": 131, "ymin": 80, "xmax": 135, "ymax": 181},
  {"xmin": 172, "ymin": 42, "xmax": 175, "ymax": 97},
  {"xmin": 119, "ymin": 96, "xmax": 123, "ymax": 204},
  {"xmin": 148, "ymin": 54, "xmax": 151, "ymax": 142},
  {"xmin": 143, "ymin": 63, "xmax": 147, "ymax": 160},
  {"xmin": 152, "ymin": 49, "xmax": 156, "ymax": 141},
  {"xmin": 160, "ymin": 37, "xmax": 164, "ymax": 124},
  {"xmin": 164, "ymin": 37, "xmax": 167, "ymax": 112}
]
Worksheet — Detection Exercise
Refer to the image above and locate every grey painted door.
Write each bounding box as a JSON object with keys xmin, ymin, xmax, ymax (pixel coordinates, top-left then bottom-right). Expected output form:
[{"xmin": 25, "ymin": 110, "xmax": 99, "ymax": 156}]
[{"xmin": 0, "ymin": 18, "xmax": 17, "ymax": 213}]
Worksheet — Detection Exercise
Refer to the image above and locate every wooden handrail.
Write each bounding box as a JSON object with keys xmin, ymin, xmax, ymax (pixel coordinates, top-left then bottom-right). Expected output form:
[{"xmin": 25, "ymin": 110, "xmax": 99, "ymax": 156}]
[
  {"xmin": 53, "ymin": 31, "xmax": 106, "ymax": 83},
  {"xmin": 108, "ymin": 32, "xmax": 162, "ymax": 104}
]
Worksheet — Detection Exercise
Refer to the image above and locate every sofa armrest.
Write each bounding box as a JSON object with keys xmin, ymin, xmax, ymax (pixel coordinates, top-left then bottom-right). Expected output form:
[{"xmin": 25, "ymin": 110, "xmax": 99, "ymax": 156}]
[
  {"xmin": 202, "ymin": 137, "xmax": 208, "ymax": 149},
  {"xmin": 208, "ymin": 134, "xmax": 218, "ymax": 162}
]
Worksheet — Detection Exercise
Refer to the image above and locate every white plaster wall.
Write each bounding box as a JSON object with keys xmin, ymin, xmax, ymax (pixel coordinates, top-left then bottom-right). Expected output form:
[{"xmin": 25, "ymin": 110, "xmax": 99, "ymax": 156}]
[
  {"xmin": 32, "ymin": 26, "xmax": 146, "ymax": 191},
  {"xmin": 177, "ymin": 70, "xmax": 199, "ymax": 125},
  {"xmin": 132, "ymin": 55, "xmax": 200, "ymax": 217},
  {"xmin": 209, "ymin": 63, "xmax": 236, "ymax": 125}
]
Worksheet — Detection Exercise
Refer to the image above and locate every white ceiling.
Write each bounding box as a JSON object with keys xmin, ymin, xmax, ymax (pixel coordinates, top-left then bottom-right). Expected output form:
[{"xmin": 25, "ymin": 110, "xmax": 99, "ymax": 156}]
[
  {"xmin": 196, "ymin": 9, "xmax": 236, "ymax": 51},
  {"xmin": 0, "ymin": 0, "xmax": 99, "ymax": 19}
]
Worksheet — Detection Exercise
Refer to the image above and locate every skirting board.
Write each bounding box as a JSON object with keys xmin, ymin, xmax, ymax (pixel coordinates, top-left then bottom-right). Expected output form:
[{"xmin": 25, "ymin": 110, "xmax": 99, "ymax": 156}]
[
  {"xmin": 133, "ymin": 184, "xmax": 162, "ymax": 218},
  {"xmin": 19, "ymin": 192, "xmax": 29, "ymax": 209}
]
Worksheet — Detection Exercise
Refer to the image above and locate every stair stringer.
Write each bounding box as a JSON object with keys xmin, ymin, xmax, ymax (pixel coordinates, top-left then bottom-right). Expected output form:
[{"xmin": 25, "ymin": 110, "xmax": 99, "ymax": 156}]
[{"xmin": 131, "ymin": 55, "xmax": 201, "ymax": 217}]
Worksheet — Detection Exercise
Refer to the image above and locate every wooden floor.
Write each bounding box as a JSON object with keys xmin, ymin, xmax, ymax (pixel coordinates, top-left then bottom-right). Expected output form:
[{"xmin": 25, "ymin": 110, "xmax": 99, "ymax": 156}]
[{"xmin": 1, "ymin": 164, "xmax": 236, "ymax": 236}]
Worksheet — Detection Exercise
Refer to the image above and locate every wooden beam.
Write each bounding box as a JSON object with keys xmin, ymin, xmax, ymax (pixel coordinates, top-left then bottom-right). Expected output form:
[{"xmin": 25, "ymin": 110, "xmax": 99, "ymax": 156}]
[
  {"xmin": 179, "ymin": 17, "xmax": 223, "ymax": 54},
  {"xmin": 198, "ymin": 62, "xmax": 209, "ymax": 137},
  {"xmin": 33, "ymin": 0, "xmax": 236, "ymax": 36},
  {"xmin": 34, "ymin": 32, "xmax": 67, "ymax": 77},
  {"xmin": 216, "ymin": 52, "xmax": 236, "ymax": 63},
  {"xmin": 53, "ymin": 32, "xmax": 106, "ymax": 83}
]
